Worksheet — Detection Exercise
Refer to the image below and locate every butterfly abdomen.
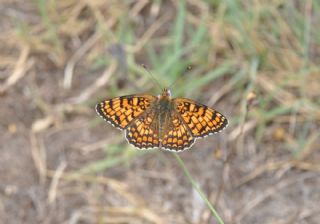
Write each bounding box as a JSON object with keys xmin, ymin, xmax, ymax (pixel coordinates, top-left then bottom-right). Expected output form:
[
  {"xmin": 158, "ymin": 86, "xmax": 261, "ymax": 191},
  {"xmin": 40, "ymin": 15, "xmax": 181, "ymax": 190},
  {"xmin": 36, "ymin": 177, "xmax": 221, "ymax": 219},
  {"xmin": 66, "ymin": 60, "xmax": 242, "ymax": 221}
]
[{"xmin": 158, "ymin": 96, "xmax": 173, "ymax": 138}]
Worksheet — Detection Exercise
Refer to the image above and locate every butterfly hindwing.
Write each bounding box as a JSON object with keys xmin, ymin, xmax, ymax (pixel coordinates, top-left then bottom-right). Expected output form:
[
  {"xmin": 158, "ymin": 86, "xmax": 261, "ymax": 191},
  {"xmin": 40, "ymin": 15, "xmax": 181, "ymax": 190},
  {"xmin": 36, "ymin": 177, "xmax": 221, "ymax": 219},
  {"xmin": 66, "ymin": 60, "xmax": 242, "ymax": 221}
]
[
  {"xmin": 161, "ymin": 112, "xmax": 195, "ymax": 151},
  {"xmin": 125, "ymin": 109, "xmax": 160, "ymax": 149},
  {"xmin": 173, "ymin": 98, "xmax": 228, "ymax": 138},
  {"xmin": 96, "ymin": 94, "xmax": 156, "ymax": 129}
]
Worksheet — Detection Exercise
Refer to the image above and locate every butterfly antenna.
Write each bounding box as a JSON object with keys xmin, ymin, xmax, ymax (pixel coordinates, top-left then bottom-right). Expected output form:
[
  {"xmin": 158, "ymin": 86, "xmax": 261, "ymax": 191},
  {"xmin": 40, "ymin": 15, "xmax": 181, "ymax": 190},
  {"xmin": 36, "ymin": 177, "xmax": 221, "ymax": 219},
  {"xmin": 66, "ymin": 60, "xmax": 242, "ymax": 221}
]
[
  {"xmin": 168, "ymin": 65, "xmax": 192, "ymax": 89},
  {"xmin": 141, "ymin": 64, "xmax": 162, "ymax": 91}
]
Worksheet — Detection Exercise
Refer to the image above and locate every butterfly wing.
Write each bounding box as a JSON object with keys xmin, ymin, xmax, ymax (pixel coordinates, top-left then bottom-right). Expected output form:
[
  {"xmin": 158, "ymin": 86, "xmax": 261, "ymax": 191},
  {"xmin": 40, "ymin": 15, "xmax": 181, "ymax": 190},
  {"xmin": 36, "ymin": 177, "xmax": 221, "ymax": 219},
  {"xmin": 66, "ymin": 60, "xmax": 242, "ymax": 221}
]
[
  {"xmin": 125, "ymin": 108, "xmax": 160, "ymax": 149},
  {"xmin": 96, "ymin": 94, "xmax": 156, "ymax": 129},
  {"xmin": 173, "ymin": 98, "xmax": 228, "ymax": 138},
  {"xmin": 161, "ymin": 111, "xmax": 195, "ymax": 151}
]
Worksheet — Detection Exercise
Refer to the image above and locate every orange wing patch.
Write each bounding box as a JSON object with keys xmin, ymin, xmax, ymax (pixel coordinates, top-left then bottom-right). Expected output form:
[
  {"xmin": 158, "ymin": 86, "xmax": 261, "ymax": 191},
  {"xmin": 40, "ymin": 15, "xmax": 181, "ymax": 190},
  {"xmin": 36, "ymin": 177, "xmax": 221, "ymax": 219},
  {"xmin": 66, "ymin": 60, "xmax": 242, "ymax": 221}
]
[
  {"xmin": 96, "ymin": 95, "xmax": 156, "ymax": 129},
  {"xmin": 125, "ymin": 109, "xmax": 160, "ymax": 149},
  {"xmin": 174, "ymin": 98, "xmax": 228, "ymax": 138},
  {"xmin": 161, "ymin": 113, "xmax": 195, "ymax": 151}
]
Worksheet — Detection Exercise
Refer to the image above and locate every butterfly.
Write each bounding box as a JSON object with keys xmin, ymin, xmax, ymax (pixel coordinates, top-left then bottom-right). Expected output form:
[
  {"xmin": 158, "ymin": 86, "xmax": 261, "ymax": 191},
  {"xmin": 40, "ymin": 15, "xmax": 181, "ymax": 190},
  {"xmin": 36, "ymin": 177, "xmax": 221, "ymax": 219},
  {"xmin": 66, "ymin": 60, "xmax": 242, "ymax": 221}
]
[{"xmin": 96, "ymin": 88, "xmax": 228, "ymax": 152}]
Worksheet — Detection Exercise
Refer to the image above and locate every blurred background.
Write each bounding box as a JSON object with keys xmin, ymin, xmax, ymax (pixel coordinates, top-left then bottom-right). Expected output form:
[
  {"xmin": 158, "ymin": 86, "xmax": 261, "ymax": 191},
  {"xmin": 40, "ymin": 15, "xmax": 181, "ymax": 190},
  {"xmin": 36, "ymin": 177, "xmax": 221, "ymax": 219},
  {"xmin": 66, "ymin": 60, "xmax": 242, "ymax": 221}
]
[{"xmin": 1, "ymin": 0, "xmax": 320, "ymax": 223}]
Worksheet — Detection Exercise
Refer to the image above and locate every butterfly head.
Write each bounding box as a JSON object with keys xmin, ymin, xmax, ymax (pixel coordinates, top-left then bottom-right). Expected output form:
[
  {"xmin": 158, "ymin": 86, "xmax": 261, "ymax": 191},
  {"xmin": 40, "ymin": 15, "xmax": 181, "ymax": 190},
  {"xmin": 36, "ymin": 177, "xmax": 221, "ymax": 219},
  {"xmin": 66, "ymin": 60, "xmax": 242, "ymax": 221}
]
[{"xmin": 158, "ymin": 88, "xmax": 172, "ymax": 99}]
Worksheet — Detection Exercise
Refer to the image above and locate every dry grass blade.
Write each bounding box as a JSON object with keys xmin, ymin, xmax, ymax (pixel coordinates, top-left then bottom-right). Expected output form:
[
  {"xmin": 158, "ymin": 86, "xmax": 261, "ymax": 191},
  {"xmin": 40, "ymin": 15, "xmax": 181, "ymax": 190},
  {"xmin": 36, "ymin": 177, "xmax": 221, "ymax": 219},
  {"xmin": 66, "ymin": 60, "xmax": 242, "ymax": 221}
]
[
  {"xmin": 228, "ymin": 120, "xmax": 256, "ymax": 142},
  {"xmin": 129, "ymin": 0, "xmax": 149, "ymax": 18},
  {"xmin": 31, "ymin": 115, "xmax": 55, "ymax": 133},
  {"xmin": 296, "ymin": 131, "xmax": 320, "ymax": 160},
  {"xmin": 76, "ymin": 138, "xmax": 115, "ymax": 154},
  {"xmin": 48, "ymin": 161, "xmax": 67, "ymax": 204},
  {"xmin": 29, "ymin": 132, "xmax": 47, "ymax": 183},
  {"xmin": 234, "ymin": 172, "xmax": 319, "ymax": 223},
  {"xmin": 0, "ymin": 46, "xmax": 33, "ymax": 94},
  {"xmin": 235, "ymin": 159, "xmax": 292, "ymax": 187},
  {"xmin": 68, "ymin": 60, "xmax": 117, "ymax": 104},
  {"xmin": 45, "ymin": 170, "xmax": 166, "ymax": 223},
  {"xmin": 63, "ymin": 32, "xmax": 102, "ymax": 89},
  {"xmin": 237, "ymin": 158, "xmax": 320, "ymax": 188},
  {"xmin": 105, "ymin": 207, "xmax": 166, "ymax": 224},
  {"xmin": 128, "ymin": 14, "xmax": 171, "ymax": 53}
]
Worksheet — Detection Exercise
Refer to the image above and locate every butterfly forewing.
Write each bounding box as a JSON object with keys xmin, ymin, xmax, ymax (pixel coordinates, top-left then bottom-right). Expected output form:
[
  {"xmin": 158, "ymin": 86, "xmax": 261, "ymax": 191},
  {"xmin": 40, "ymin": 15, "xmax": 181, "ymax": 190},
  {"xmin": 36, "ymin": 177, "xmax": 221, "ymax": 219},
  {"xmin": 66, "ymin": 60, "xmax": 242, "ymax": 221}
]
[
  {"xmin": 173, "ymin": 98, "xmax": 228, "ymax": 138},
  {"xmin": 96, "ymin": 95, "xmax": 156, "ymax": 129}
]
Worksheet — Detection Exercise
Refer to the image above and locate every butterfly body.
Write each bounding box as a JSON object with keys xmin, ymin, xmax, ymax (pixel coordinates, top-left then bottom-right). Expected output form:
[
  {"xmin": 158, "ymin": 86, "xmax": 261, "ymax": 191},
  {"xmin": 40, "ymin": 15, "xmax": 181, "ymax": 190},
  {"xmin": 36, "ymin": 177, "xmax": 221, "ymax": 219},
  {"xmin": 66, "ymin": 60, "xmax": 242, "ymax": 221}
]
[
  {"xmin": 96, "ymin": 89, "xmax": 228, "ymax": 152},
  {"xmin": 157, "ymin": 89, "xmax": 175, "ymax": 139}
]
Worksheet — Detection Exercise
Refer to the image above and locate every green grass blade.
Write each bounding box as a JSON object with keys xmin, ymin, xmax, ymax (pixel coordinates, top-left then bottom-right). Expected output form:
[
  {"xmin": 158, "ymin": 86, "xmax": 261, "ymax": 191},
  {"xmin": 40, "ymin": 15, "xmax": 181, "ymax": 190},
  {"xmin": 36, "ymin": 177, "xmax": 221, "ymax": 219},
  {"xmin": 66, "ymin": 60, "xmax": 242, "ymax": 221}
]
[{"xmin": 174, "ymin": 153, "xmax": 225, "ymax": 224}]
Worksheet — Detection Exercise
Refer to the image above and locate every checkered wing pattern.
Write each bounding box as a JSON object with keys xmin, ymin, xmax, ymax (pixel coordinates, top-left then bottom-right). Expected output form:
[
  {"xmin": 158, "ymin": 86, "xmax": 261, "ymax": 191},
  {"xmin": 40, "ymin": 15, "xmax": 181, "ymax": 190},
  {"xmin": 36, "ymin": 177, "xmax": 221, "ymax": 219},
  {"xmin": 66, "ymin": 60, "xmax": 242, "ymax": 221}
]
[
  {"xmin": 96, "ymin": 95, "xmax": 156, "ymax": 129},
  {"xmin": 173, "ymin": 98, "xmax": 228, "ymax": 138},
  {"xmin": 125, "ymin": 109, "xmax": 160, "ymax": 149},
  {"xmin": 161, "ymin": 112, "xmax": 195, "ymax": 151}
]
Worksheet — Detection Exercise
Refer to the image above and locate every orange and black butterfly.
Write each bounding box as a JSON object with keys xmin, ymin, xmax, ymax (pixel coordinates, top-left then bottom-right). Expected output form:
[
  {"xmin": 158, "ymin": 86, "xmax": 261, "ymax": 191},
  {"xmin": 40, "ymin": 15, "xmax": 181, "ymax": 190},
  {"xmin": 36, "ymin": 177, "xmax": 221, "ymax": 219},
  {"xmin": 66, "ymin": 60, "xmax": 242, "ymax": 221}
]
[{"xmin": 96, "ymin": 88, "xmax": 228, "ymax": 152}]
